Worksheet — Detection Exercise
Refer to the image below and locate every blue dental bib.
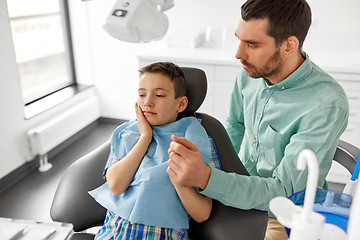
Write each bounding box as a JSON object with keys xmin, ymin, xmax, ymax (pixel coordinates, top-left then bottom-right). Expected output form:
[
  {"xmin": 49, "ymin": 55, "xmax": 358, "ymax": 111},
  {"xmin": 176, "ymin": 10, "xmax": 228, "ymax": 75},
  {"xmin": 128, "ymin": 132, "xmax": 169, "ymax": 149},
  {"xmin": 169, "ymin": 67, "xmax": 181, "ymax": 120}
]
[{"xmin": 89, "ymin": 117, "xmax": 211, "ymax": 229}]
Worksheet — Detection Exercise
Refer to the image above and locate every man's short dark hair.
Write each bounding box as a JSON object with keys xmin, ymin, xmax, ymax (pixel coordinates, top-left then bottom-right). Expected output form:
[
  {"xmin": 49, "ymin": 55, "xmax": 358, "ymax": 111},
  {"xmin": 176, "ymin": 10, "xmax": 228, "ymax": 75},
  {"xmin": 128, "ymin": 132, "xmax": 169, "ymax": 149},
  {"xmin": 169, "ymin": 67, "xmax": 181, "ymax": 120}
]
[
  {"xmin": 241, "ymin": 0, "xmax": 312, "ymax": 49},
  {"xmin": 139, "ymin": 62, "xmax": 186, "ymax": 99}
]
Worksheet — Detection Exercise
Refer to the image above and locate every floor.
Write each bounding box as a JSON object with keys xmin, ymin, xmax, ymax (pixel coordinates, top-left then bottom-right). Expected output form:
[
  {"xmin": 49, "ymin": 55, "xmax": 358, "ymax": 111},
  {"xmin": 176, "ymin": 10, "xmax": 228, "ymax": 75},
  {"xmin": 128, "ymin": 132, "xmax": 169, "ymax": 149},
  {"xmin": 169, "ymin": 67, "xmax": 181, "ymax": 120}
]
[{"xmin": 0, "ymin": 119, "xmax": 121, "ymax": 223}]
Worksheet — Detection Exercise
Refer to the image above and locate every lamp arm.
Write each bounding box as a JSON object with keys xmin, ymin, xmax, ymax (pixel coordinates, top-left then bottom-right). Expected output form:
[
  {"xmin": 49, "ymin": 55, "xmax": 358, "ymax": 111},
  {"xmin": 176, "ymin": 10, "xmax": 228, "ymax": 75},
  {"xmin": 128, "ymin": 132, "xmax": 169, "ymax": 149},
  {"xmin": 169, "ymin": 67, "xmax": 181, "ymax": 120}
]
[{"xmin": 151, "ymin": 0, "xmax": 174, "ymax": 12}]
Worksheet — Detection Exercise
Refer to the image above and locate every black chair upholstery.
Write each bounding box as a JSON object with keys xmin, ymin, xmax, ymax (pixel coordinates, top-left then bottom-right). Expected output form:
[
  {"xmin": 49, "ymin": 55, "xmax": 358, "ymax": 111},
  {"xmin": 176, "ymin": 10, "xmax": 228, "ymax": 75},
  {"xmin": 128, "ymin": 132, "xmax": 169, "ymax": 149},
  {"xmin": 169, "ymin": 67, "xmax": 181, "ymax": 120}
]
[
  {"xmin": 188, "ymin": 112, "xmax": 267, "ymax": 240},
  {"xmin": 50, "ymin": 67, "xmax": 268, "ymax": 239},
  {"xmin": 50, "ymin": 140, "xmax": 109, "ymax": 232},
  {"xmin": 70, "ymin": 233, "xmax": 98, "ymax": 240},
  {"xmin": 181, "ymin": 67, "xmax": 207, "ymax": 115},
  {"xmin": 333, "ymin": 139, "xmax": 360, "ymax": 176}
]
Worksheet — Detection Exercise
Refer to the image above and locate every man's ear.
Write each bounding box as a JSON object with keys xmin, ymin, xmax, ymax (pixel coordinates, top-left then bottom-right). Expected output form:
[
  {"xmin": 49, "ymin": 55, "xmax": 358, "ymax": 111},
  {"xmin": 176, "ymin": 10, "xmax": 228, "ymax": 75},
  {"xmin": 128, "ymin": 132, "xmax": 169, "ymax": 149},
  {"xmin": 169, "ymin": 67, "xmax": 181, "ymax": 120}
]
[
  {"xmin": 177, "ymin": 96, "xmax": 188, "ymax": 113},
  {"xmin": 281, "ymin": 36, "xmax": 299, "ymax": 57}
]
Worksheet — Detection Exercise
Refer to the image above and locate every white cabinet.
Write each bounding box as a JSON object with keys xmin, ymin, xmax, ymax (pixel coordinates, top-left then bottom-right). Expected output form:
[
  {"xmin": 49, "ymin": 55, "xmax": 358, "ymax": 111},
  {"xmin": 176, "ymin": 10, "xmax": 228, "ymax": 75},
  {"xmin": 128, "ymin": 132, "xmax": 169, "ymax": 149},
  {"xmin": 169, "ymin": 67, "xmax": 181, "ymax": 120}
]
[
  {"xmin": 212, "ymin": 65, "xmax": 239, "ymax": 123},
  {"xmin": 327, "ymin": 71, "xmax": 360, "ymax": 147}
]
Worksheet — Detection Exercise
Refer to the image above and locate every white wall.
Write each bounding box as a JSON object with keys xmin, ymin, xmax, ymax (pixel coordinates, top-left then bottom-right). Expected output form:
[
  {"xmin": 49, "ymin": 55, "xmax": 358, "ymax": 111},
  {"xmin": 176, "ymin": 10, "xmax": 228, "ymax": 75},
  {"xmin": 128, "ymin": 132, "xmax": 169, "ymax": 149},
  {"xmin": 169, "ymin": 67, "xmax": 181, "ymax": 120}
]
[
  {"xmin": 84, "ymin": 0, "xmax": 360, "ymax": 120},
  {"xmin": 0, "ymin": 0, "xmax": 29, "ymax": 179},
  {"xmin": 83, "ymin": 0, "xmax": 246, "ymax": 120},
  {"xmin": 0, "ymin": 0, "xmax": 96, "ymax": 180}
]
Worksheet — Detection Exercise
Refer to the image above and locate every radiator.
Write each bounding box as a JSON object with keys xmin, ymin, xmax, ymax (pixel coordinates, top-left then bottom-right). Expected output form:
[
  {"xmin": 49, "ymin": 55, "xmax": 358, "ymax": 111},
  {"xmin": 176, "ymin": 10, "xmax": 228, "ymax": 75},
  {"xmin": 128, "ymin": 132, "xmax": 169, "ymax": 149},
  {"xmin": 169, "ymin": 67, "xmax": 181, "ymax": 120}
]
[{"xmin": 28, "ymin": 96, "xmax": 100, "ymax": 171}]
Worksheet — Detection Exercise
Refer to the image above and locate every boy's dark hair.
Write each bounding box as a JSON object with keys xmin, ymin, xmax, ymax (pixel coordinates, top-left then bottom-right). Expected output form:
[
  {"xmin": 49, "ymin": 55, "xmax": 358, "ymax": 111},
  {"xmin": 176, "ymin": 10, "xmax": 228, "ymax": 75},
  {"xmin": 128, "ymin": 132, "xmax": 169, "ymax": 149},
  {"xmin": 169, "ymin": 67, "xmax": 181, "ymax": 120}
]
[
  {"xmin": 139, "ymin": 62, "xmax": 187, "ymax": 99},
  {"xmin": 241, "ymin": 0, "xmax": 311, "ymax": 49}
]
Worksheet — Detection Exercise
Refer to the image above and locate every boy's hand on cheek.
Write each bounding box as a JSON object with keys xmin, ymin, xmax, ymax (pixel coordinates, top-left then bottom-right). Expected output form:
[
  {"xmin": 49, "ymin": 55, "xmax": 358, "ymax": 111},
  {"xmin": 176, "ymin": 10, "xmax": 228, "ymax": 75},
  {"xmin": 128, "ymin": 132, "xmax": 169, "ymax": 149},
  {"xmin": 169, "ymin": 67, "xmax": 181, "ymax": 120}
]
[{"xmin": 135, "ymin": 103, "xmax": 152, "ymax": 140}]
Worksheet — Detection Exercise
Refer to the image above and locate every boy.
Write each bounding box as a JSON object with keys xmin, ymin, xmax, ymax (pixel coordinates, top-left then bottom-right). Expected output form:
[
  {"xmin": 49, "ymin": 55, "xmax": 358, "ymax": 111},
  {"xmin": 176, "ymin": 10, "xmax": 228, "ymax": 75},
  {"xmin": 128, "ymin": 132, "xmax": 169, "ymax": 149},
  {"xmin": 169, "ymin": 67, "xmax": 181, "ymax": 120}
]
[{"xmin": 89, "ymin": 62, "xmax": 220, "ymax": 239}]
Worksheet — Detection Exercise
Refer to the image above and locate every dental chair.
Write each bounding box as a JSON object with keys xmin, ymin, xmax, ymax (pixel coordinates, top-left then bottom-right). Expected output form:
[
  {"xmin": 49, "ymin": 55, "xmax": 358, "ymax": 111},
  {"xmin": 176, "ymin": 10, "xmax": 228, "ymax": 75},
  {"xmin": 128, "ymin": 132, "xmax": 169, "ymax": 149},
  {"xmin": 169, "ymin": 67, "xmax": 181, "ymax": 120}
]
[
  {"xmin": 50, "ymin": 67, "xmax": 268, "ymax": 240},
  {"xmin": 333, "ymin": 139, "xmax": 360, "ymax": 177}
]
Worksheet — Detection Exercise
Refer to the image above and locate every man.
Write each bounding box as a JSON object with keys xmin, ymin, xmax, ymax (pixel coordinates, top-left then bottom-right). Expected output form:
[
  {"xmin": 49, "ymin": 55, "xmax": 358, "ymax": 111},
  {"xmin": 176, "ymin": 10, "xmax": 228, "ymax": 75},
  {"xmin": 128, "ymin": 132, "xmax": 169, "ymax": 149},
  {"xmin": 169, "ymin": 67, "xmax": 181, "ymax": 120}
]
[{"xmin": 167, "ymin": 0, "xmax": 349, "ymax": 239}]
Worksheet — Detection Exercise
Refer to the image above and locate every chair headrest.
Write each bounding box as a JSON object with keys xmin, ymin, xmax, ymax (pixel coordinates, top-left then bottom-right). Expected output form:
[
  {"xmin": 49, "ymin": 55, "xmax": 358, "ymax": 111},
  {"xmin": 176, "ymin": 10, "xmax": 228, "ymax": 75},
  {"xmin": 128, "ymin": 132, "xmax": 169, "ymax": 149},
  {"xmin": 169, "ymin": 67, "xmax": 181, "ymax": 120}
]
[{"xmin": 180, "ymin": 67, "xmax": 207, "ymax": 116}]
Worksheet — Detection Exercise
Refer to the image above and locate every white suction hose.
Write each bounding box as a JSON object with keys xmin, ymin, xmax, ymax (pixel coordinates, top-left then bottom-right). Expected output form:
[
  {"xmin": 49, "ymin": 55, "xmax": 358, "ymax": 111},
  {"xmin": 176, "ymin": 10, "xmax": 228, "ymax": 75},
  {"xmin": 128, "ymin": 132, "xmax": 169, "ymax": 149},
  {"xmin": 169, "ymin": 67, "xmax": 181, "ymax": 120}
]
[
  {"xmin": 290, "ymin": 149, "xmax": 325, "ymax": 240},
  {"xmin": 296, "ymin": 149, "xmax": 319, "ymax": 222}
]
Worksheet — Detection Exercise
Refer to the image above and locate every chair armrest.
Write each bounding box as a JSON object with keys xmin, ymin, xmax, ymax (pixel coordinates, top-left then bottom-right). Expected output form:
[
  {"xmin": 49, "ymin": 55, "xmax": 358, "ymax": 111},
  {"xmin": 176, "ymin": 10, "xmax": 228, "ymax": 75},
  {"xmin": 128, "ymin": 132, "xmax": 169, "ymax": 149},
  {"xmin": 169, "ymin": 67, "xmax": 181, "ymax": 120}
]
[{"xmin": 50, "ymin": 141, "xmax": 110, "ymax": 232}]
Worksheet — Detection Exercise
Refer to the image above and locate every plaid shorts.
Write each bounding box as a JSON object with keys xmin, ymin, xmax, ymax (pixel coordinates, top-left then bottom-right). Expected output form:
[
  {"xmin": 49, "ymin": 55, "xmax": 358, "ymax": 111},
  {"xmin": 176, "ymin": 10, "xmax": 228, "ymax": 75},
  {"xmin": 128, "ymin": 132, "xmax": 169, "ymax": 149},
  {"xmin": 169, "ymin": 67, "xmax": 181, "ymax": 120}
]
[{"xmin": 95, "ymin": 211, "xmax": 188, "ymax": 240}]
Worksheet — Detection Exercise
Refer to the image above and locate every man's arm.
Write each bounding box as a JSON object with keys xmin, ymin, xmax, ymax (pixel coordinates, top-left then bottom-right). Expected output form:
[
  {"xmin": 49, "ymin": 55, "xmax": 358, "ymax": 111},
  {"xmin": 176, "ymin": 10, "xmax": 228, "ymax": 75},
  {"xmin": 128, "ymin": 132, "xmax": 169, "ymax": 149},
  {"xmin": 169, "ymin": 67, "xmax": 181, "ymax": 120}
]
[
  {"xmin": 225, "ymin": 74, "xmax": 245, "ymax": 153},
  {"xmin": 167, "ymin": 107, "xmax": 348, "ymax": 212}
]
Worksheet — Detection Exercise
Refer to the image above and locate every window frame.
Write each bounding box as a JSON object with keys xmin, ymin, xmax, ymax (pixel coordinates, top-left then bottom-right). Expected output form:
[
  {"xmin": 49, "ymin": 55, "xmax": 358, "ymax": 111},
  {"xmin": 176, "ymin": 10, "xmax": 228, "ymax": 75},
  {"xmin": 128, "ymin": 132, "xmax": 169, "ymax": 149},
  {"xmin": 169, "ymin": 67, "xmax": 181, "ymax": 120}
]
[{"xmin": 7, "ymin": 0, "xmax": 82, "ymax": 119}]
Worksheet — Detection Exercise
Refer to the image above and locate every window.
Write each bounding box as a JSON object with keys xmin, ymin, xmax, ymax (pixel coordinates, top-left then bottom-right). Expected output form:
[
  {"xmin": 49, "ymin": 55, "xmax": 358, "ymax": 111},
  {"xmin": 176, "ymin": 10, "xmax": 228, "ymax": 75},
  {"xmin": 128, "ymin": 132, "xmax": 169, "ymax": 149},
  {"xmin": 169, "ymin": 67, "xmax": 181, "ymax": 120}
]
[{"xmin": 6, "ymin": 0, "xmax": 77, "ymax": 118}]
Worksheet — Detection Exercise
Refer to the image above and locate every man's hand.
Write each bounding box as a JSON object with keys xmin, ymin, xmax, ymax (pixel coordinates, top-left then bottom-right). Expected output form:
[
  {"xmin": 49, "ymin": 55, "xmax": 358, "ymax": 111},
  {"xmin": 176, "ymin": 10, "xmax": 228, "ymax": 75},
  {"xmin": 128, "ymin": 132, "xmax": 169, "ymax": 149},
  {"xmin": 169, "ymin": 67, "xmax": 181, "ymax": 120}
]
[{"xmin": 167, "ymin": 135, "xmax": 211, "ymax": 190}]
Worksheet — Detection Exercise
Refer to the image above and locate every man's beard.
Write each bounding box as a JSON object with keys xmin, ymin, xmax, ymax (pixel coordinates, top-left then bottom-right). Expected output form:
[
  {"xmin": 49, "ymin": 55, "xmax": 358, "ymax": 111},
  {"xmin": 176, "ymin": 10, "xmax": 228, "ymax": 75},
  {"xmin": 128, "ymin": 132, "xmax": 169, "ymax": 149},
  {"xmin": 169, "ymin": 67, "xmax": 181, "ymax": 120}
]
[{"xmin": 242, "ymin": 49, "xmax": 283, "ymax": 80}]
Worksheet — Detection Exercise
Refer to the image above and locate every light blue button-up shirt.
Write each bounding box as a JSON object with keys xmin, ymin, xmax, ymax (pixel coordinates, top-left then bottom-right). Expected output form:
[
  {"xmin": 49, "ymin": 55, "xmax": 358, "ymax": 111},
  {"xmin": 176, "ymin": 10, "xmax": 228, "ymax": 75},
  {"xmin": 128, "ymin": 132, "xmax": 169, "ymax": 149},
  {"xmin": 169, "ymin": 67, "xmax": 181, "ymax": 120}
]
[{"xmin": 201, "ymin": 53, "xmax": 349, "ymax": 216}]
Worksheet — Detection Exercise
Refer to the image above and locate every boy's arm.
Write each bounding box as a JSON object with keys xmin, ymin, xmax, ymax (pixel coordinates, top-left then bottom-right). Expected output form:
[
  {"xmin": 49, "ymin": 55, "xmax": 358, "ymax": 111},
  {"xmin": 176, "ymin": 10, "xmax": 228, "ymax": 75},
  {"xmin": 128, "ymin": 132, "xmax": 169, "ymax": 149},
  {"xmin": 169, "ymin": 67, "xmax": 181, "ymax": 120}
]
[
  {"xmin": 167, "ymin": 135, "xmax": 212, "ymax": 222},
  {"xmin": 106, "ymin": 103, "xmax": 152, "ymax": 195},
  {"xmin": 172, "ymin": 182, "xmax": 212, "ymax": 223}
]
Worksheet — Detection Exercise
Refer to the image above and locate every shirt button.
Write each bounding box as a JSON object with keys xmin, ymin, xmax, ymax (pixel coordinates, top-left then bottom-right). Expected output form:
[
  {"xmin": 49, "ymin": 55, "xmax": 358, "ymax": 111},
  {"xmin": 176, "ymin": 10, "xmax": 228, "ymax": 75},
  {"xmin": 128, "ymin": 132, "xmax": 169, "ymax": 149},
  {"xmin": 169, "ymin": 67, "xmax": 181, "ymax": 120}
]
[
  {"xmin": 251, "ymin": 158, "xmax": 255, "ymax": 163},
  {"xmin": 281, "ymin": 86, "xmax": 286, "ymax": 90},
  {"xmin": 257, "ymin": 114, "xmax": 261, "ymax": 119},
  {"xmin": 253, "ymin": 138, "xmax": 257, "ymax": 143},
  {"xmin": 266, "ymin": 89, "xmax": 270, "ymax": 93}
]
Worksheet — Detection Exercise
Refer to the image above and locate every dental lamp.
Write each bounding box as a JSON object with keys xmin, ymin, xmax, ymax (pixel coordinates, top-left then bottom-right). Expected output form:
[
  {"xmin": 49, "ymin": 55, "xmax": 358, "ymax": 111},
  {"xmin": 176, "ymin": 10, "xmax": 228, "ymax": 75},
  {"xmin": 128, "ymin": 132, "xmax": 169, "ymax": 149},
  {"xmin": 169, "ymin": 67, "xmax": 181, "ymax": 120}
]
[{"xmin": 83, "ymin": 0, "xmax": 174, "ymax": 43}]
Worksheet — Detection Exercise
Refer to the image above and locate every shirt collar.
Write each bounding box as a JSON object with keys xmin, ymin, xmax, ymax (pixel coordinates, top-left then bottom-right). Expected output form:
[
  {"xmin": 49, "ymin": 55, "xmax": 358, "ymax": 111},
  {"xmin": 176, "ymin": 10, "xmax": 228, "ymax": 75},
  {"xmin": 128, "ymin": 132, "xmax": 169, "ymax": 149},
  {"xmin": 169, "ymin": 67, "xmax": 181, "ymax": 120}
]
[{"xmin": 264, "ymin": 52, "xmax": 313, "ymax": 91}]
